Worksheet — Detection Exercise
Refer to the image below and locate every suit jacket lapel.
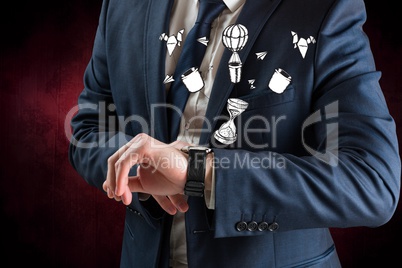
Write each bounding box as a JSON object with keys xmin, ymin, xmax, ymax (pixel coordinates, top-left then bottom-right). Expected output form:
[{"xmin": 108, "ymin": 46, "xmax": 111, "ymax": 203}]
[
  {"xmin": 199, "ymin": 0, "xmax": 282, "ymax": 145},
  {"xmin": 144, "ymin": 0, "xmax": 174, "ymax": 143}
]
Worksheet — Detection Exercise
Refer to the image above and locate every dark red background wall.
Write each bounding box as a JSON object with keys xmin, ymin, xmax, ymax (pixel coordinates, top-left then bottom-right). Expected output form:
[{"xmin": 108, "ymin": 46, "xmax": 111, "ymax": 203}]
[{"xmin": 0, "ymin": 1, "xmax": 401, "ymax": 267}]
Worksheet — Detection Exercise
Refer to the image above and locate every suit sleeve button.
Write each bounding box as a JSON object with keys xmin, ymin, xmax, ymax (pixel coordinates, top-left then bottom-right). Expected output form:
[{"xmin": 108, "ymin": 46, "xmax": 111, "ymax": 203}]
[
  {"xmin": 236, "ymin": 221, "xmax": 248, "ymax": 232},
  {"xmin": 268, "ymin": 222, "xmax": 279, "ymax": 232},
  {"xmin": 247, "ymin": 221, "xmax": 258, "ymax": 231},
  {"xmin": 258, "ymin": 221, "xmax": 269, "ymax": 231}
]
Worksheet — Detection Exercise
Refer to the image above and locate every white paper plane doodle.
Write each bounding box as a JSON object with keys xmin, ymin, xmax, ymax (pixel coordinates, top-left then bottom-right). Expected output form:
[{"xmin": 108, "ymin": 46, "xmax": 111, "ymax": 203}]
[
  {"xmin": 197, "ymin": 37, "xmax": 209, "ymax": 46},
  {"xmin": 248, "ymin": 79, "xmax": 256, "ymax": 89},
  {"xmin": 160, "ymin": 29, "xmax": 184, "ymax": 56},
  {"xmin": 291, "ymin": 31, "xmax": 316, "ymax": 59},
  {"xmin": 256, "ymin": 51, "xmax": 267, "ymax": 60},
  {"xmin": 163, "ymin": 75, "xmax": 174, "ymax": 84}
]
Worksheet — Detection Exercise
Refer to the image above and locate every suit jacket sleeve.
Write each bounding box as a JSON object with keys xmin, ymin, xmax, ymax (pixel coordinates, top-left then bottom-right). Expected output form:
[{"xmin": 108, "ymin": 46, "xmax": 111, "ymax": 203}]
[
  {"xmin": 68, "ymin": 0, "xmax": 165, "ymax": 226},
  {"xmin": 212, "ymin": 0, "xmax": 401, "ymax": 238}
]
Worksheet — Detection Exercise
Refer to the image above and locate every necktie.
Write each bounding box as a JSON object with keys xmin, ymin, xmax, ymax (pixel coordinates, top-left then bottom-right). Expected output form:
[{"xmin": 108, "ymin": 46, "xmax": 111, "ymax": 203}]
[{"xmin": 167, "ymin": 0, "xmax": 226, "ymax": 142}]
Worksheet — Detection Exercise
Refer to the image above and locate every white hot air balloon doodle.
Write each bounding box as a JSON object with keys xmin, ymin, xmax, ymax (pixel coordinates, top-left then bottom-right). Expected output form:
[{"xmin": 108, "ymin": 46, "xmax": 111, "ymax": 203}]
[{"xmin": 222, "ymin": 24, "xmax": 249, "ymax": 83}]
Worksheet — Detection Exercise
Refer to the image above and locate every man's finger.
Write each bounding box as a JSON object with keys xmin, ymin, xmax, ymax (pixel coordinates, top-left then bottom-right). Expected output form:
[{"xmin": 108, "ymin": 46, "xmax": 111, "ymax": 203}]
[
  {"xmin": 105, "ymin": 139, "xmax": 133, "ymax": 195},
  {"xmin": 167, "ymin": 194, "xmax": 189, "ymax": 213},
  {"xmin": 153, "ymin": 195, "xmax": 178, "ymax": 215},
  {"xmin": 105, "ymin": 156, "xmax": 117, "ymax": 194},
  {"xmin": 126, "ymin": 176, "xmax": 145, "ymax": 193},
  {"xmin": 121, "ymin": 187, "xmax": 133, "ymax": 205},
  {"xmin": 115, "ymin": 150, "xmax": 140, "ymax": 196}
]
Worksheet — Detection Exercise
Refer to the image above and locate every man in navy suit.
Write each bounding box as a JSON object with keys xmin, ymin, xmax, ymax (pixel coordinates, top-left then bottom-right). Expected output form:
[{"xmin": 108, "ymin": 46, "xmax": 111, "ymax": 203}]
[{"xmin": 69, "ymin": 0, "xmax": 401, "ymax": 267}]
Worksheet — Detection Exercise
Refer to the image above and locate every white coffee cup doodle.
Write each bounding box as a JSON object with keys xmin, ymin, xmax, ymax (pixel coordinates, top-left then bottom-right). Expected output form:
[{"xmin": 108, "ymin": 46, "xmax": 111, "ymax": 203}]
[
  {"xmin": 268, "ymin": 68, "xmax": 292, "ymax": 94},
  {"xmin": 181, "ymin": 67, "xmax": 204, "ymax": 93}
]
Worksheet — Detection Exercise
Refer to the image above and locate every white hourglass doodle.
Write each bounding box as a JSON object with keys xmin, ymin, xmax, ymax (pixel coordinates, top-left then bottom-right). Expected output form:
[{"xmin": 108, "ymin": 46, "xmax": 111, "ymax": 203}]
[{"xmin": 214, "ymin": 98, "xmax": 249, "ymax": 145}]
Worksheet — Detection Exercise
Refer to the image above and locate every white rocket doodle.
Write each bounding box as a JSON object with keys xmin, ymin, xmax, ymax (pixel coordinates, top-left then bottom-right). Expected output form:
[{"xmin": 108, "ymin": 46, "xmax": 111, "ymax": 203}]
[
  {"xmin": 222, "ymin": 24, "xmax": 249, "ymax": 83},
  {"xmin": 214, "ymin": 98, "xmax": 249, "ymax": 145},
  {"xmin": 291, "ymin": 31, "xmax": 316, "ymax": 58},
  {"xmin": 160, "ymin": 29, "xmax": 184, "ymax": 56}
]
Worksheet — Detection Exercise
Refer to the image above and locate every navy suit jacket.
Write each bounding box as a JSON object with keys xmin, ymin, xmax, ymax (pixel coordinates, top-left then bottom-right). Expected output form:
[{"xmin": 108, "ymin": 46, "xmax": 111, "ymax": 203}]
[{"xmin": 69, "ymin": 0, "xmax": 401, "ymax": 267}]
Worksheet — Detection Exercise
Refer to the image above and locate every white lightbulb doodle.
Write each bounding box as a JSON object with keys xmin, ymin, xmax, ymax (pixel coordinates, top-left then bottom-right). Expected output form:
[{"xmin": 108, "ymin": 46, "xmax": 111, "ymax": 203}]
[{"xmin": 222, "ymin": 24, "xmax": 249, "ymax": 83}]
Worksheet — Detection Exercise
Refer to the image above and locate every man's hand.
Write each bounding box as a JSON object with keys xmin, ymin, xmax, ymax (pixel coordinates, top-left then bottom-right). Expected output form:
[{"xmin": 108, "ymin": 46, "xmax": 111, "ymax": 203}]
[{"xmin": 102, "ymin": 133, "xmax": 191, "ymax": 214}]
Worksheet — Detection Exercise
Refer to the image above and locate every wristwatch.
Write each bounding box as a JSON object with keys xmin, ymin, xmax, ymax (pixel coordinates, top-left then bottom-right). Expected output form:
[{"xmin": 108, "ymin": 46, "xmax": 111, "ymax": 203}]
[{"xmin": 181, "ymin": 146, "xmax": 213, "ymax": 197}]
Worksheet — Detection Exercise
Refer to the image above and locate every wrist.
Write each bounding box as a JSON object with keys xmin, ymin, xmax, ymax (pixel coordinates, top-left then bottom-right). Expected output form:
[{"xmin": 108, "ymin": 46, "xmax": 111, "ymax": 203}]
[
  {"xmin": 204, "ymin": 152, "xmax": 214, "ymax": 192},
  {"xmin": 181, "ymin": 146, "xmax": 213, "ymax": 197}
]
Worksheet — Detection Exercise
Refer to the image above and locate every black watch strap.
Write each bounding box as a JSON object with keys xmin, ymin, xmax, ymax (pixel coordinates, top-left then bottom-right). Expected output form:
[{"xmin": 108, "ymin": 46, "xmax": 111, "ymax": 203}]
[{"xmin": 184, "ymin": 148, "xmax": 209, "ymax": 197}]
